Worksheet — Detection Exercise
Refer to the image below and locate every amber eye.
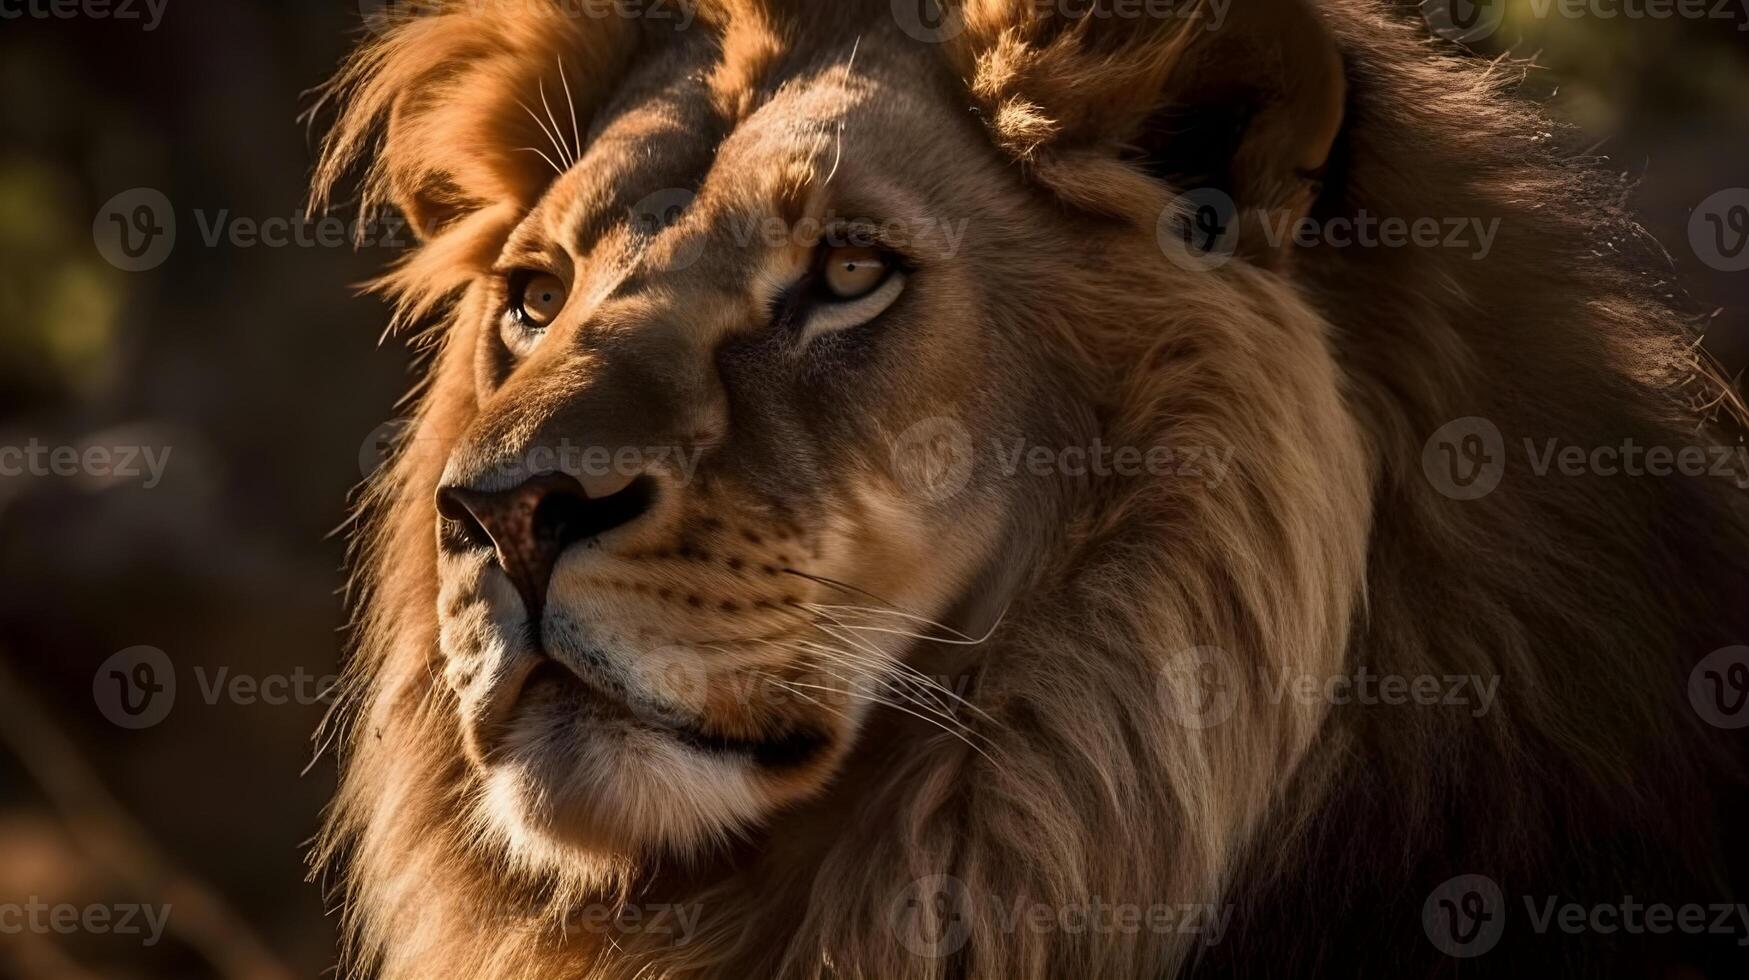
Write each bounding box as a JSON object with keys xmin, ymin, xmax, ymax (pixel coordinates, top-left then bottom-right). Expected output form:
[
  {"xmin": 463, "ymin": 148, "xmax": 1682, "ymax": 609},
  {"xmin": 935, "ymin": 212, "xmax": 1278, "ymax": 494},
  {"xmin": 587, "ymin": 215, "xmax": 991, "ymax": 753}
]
[
  {"xmin": 511, "ymin": 272, "xmax": 567, "ymax": 328},
  {"xmin": 821, "ymin": 246, "xmax": 891, "ymax": 300}
]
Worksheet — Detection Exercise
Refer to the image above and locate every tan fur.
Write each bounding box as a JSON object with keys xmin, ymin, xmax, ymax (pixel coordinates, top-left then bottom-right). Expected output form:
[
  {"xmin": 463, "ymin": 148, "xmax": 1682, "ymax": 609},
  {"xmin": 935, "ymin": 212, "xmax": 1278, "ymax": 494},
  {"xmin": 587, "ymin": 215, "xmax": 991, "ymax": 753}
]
[{"xmin": 309, "ymin": 2, "xmax": 1749, "ymax": 978}]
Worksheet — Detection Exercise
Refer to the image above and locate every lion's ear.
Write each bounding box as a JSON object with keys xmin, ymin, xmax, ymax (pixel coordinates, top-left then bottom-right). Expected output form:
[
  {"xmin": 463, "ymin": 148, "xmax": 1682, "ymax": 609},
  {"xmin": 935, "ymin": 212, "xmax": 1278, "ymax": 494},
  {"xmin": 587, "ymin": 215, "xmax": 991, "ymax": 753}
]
[
  {"xmin": 950, "ymin": 0, "xmax": 1346, "ymax": 268},
  {"xmin": 310, "ymin": 10, "xmax": 638, "ymax": 240}
]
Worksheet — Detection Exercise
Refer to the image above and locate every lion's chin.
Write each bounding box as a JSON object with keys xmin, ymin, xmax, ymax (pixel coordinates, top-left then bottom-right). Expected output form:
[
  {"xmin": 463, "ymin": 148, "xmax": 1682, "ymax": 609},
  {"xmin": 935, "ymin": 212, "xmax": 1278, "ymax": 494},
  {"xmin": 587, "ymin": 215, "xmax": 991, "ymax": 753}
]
[{"xmin": 473, "ymin": 667, "xmax": 829, "ymax": 861}]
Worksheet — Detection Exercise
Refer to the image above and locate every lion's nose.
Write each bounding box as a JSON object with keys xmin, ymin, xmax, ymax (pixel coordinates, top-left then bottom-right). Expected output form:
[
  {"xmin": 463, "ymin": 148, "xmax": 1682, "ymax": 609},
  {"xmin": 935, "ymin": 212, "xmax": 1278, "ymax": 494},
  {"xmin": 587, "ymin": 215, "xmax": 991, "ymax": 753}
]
[{"xmin": 436, "ymin": 472, "xmax": 655, "ymax": 618}]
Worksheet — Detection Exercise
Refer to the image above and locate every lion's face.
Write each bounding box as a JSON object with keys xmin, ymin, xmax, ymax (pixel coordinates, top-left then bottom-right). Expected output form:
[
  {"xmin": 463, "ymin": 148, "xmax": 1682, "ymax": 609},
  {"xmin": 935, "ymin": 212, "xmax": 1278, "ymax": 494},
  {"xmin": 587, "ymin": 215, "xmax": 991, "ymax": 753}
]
[
  {"xmin": 326, "ymin": 0, "xmax": 1353, "ymax": 906},
  {"xmin": 429, "ymin": 28, "xmax": 1077, "ymax": 861}
]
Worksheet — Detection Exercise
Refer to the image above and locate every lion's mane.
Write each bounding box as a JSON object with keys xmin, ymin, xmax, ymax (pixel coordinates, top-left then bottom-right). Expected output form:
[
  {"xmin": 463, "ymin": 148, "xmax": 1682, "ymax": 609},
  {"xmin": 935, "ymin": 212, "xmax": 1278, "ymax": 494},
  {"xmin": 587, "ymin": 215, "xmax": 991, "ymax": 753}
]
[{"xmin": 310, "ymin": 2, "xmax": 1749, "ymax": 977}]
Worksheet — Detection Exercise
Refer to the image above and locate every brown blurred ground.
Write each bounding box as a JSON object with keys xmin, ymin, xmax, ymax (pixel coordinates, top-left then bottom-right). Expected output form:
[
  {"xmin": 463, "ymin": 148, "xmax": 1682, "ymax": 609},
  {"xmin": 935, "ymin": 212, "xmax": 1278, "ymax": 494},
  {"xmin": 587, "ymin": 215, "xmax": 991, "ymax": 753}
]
[{"xmin": 0, "ymin": 2, "xmax": 1745, "ymax": 977}]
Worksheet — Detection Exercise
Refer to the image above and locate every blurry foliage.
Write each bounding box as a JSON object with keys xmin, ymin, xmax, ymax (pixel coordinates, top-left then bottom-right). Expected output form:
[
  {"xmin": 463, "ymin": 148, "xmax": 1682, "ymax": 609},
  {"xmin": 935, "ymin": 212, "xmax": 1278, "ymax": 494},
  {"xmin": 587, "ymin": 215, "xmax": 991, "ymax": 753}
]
[
  {"xmin": 0, "ymin": 157, "xmax": 122, "ymax": 408},
  {"xmin": 1434, "ymin": 0, "xmax": 1749, "ymax": 375},
  {"xmin": 1484, "ymin": 0, "xmax": 1749, "ymax": 131}
]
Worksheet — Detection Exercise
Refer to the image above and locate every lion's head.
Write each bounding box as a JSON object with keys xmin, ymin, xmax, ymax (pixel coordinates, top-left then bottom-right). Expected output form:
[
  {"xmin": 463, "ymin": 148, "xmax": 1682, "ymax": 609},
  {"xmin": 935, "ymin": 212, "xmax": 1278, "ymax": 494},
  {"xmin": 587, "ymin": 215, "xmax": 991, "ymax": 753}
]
[{"xmin": 313, "ymin": 1, "xmax": 1749, "ymax": 977}]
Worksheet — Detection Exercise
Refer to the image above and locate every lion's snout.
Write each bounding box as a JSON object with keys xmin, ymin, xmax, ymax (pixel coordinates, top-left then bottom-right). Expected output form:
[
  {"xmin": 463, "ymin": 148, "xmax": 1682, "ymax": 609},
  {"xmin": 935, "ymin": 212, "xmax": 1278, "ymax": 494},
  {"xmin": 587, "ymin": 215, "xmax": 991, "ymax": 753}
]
[{"xmin": 436, "ymin": 471, "xmax": 657, "ymax": 623}]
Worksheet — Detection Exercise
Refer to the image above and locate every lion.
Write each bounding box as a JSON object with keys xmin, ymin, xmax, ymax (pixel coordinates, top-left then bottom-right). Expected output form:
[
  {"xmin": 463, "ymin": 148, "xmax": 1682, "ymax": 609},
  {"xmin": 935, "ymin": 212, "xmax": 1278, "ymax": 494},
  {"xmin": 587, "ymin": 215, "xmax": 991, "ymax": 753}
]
[{"xmin": 307, "ymin": 0, "xmax": 1749, "ymax": 976}]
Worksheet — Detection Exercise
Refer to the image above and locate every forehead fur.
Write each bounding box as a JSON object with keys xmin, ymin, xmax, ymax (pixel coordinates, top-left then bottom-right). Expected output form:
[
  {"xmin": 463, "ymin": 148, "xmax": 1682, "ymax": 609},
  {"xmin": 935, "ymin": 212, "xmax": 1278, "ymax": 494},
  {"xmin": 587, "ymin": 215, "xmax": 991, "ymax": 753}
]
[
  {"xmin": 308, "ymin": 0, "xmax": 1205, "ymax": 239},
  {"xmin": 308, "ymin": 0, "xmax": 1030, "ymax": 339}
]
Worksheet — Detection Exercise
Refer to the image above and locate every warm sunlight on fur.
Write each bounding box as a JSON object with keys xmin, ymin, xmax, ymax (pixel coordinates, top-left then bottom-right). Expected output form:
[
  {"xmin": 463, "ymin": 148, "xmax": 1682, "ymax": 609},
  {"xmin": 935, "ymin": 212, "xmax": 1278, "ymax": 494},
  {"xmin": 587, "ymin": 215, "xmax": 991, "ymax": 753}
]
[{"xmin": 307, "ymin": 1, "xmax": 1749, "ymax": 977}]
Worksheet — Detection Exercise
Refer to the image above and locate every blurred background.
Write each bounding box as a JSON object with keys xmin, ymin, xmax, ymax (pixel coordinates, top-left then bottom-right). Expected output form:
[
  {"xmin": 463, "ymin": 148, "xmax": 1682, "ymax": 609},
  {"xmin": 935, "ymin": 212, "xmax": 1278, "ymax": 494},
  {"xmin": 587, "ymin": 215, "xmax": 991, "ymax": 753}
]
[{"xmin": 0, "ymin": 1, "xmax": 1745, "ymax": 977}]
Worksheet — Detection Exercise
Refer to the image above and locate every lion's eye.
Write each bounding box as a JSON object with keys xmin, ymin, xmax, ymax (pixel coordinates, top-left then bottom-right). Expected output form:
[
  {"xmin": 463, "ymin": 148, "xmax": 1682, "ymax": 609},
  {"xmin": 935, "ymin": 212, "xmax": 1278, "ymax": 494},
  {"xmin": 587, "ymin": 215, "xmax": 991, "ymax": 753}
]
[
  {"xmin": 510, "ymin": 272, "xmax": 567, "ymax": 328},
  {"xmin": 800, "ymin": 245, "xmax": 906, "ymax": 342},
  {"xmin": 822, "ymin": 246, "xmax": 891, "ymax": 300}
]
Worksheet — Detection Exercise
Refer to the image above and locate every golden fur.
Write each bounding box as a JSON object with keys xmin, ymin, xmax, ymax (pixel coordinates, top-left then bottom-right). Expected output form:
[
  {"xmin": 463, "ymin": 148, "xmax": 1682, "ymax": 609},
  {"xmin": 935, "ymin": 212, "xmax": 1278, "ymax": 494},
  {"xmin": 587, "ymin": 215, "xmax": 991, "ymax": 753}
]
[{"xmin": 309, "ymin": 1, "xmax": 1749, "ymax": 976}]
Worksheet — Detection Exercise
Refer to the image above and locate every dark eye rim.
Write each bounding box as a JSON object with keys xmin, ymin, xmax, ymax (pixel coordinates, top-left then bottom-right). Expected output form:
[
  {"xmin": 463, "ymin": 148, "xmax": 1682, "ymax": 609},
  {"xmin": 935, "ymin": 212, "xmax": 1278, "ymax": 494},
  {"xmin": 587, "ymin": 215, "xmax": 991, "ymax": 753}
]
[
  {"xmin": 763, "ymin": 241, "xmax": 914, "ymax": 339},
  {"xmin": 504, "ymin": 268, "xmax": 564, "ymax": 329}
]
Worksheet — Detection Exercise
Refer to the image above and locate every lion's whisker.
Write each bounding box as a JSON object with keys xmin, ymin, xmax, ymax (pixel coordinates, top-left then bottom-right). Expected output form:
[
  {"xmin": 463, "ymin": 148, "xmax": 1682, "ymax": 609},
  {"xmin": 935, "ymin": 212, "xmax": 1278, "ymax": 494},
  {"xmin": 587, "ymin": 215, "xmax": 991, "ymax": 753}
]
[
  {"xmin": 684, "ymin": 608, "xmax": 978, "ymax": 726},
  {"xmin": 770, "ymin": 659, "xmax": 983, "ymax": 742},
  {"xmin": 802, "ymin": 605, "xmax": 997, "ymax": 648},
  {"xmin": 748, "ymin": 668, "xmax": 859, "ymax": 733},
  {"xmin": 804, "ymin": 616, "xmax": 986, "ymax": 707},
  {"xmin": 803, "ymin": 661, "xmax": 985, "ymax": 750},
  {"xmin": 797, "ymin": 608, "xmax": 888, "ymax": 661},
  {"xmin": 779, "ymin": 567, "xmax": 903, "ymax": 610},
  {"xmin": 556, "ymin": 54, "xmax": 581, "ymax": 172},
  {"xmin": 805, "ymin": 619, "xmax": 927, "ymax": 698},
  {"xmin": 813, "ymin": 618, "xmax": 990, "ymax": 650},
  {"xmin": 513, "ymin": 146, "xmax": 565, "ymax": 177},
  {"xmin": 516, "ymin": 99, "xmax": 571, "ymax": 173},
  {"xmin": 536, "ymin": 76, "xmax": 574, "ymax": 166},
  {"xmin": 802, "ymin": 607, "xmax": 999, "ymax": 726},
  {"xmin": 783, "ymin": 635, "xmax": 972, "ymax": 723},
  {"xmin": 779, "ymin": 568, "xmax": 1003, "ymax": 649},
  {"xmin": 799, "ymin": 600, "xmax": 980, "ymax": 643},
  {"xmin": 776, "ymin": 638, "xmax": 966, "ymax": 729},
  {"xmin": 775, "ymin": 677, "xmax": 1005, "ymax": 771}
]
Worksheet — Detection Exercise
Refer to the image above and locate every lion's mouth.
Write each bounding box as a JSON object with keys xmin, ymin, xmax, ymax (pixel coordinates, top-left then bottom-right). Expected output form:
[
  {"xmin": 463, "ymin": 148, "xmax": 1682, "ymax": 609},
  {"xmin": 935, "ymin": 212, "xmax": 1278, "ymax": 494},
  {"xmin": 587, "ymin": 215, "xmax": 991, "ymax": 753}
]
[
  {"xmin": 511, "ymin": 657, "xmax": 830, "ymax": 770},
  {"xmin": 666, "ymin": 721, "xmax": 830, "ymax": 769}
]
